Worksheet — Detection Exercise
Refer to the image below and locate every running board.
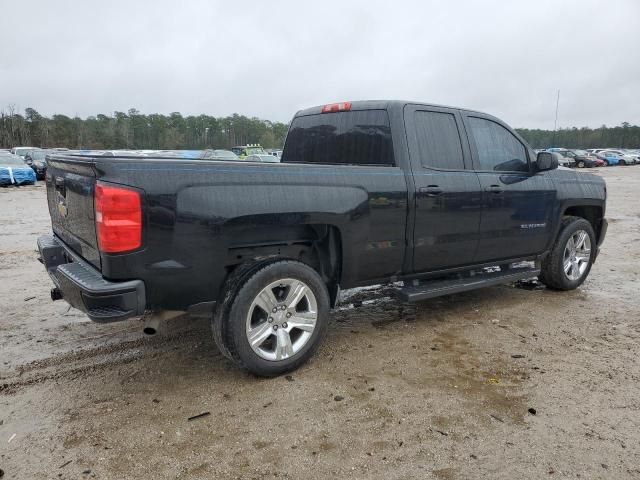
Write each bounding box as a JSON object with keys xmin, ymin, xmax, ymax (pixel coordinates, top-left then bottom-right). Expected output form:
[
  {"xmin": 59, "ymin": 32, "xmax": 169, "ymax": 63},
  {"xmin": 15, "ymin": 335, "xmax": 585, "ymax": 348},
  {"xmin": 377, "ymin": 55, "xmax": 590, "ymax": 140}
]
[{"xmin": 397, "ymin": 267, "xmax": 540, "ymax": 302}]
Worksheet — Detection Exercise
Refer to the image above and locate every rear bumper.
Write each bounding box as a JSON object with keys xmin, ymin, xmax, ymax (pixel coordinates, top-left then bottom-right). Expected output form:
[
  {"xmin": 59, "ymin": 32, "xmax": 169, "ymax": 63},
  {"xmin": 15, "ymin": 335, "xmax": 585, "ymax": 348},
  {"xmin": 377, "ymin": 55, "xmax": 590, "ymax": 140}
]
[{"xmin": 38, "ymin": 234, "xmax": 146, "ymax": 322}]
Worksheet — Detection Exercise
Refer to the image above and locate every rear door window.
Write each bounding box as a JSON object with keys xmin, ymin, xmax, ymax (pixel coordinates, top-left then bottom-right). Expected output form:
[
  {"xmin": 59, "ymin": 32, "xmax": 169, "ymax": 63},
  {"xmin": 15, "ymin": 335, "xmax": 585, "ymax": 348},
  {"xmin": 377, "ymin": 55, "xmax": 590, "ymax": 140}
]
[
  {"xmin": 413, "ymin": 111, "xmax": 465, "ymax": 170},
  {"xmin": 282, "ymin": 110, "xmax": 394, "ymax": 166},
  {"xmin": 467, "ymin": 117, "xmax": 529, "ymax": 172}
]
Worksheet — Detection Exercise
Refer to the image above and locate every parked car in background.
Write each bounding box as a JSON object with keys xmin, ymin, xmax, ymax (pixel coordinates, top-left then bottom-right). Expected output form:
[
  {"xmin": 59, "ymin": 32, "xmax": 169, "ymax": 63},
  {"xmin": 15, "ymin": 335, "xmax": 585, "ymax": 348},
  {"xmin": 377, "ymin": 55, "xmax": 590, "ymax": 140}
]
[
  {"xmin": 245, "ymin": 153, "xmax": 280, "ymax": 163},
  {"xmin": 565, "ymin": 149, "xmax": 600, "ymax": 168},
  {"xmin": 596, "ymin": 151, "xmax": 623, "ymax": 166},
  {"xmin": 599, "ymin": 150, "xmax": 637, "ymax": 165},
  {"xmin": 268, "ymin": 149, "xmax": 283, "ymax": 160},
  {"xmin": 626, "ymin": 150, "xmax": 640, "ymax": 163},
  {"xmin": 24, "ymin": 149, "xmax": 49, "ymax": 179},
  {"xmin": 0, "ymin": 152, "xmax": 37, "ymax": 185},
  {"xmin": 546, "ymin": 149, "xmax": 573, "ymax": 167},
  {"xmin": 11, "ymin": 146, "xmax": 41, "ymax": 158},
  {"xmin": 231, "ymin": 144, "xmax": 265, "ymax": 159},
  {"xmin": 601, "ymin": 150, "xmax": 639, "ymax": 165},
  {"xmin": 200, "ymin": 149, "xmax": 240, "ymax": 161}
]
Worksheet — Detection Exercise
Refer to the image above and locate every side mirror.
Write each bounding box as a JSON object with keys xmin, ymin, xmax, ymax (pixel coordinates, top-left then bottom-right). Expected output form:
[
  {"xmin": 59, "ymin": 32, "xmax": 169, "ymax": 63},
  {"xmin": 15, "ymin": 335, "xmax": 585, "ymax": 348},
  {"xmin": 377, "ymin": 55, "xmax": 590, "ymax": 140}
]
[{"xmin": 536, "ymin": 151, "xmax": 559, "ymax": 172}]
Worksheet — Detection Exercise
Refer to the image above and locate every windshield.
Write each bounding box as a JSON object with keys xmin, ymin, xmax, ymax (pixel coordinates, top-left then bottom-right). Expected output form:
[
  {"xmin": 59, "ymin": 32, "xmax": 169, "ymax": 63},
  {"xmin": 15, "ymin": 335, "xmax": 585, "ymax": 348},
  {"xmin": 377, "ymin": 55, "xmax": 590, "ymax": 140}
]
[
  {"xmin": 0, "ymin": 154, "xmax": 28, "ymax": 166},
  {"xmin": 31, "ymin": 150, "xmax": 46, "ymax": 160},
  {"xmin": 246, "ymin": 147, "xmax": 264, "ymax": 155}
]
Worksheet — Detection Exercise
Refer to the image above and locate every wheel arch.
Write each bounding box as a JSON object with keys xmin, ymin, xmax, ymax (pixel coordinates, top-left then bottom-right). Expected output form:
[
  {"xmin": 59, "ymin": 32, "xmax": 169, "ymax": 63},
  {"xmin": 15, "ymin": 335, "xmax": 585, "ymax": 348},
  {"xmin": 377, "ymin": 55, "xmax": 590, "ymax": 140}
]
[
  {"xmin": 562, "ymin": 204, "xmax": 603, "ymax": 240},
  {"xmin": 221, "ymin": 223, "xmax": 344, "ymax": 306}
]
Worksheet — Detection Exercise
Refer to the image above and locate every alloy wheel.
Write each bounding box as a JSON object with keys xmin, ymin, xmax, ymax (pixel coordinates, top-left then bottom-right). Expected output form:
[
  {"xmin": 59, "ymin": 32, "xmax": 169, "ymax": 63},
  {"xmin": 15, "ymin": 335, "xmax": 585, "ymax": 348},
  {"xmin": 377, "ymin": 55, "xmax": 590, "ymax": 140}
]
[
  {"xmin": 563, "ymin": 230, "xmax": 591, "ymax": 281},
  {"xmin": 245, "ymin": 278, "xmax": 318, "ymax": 361}
]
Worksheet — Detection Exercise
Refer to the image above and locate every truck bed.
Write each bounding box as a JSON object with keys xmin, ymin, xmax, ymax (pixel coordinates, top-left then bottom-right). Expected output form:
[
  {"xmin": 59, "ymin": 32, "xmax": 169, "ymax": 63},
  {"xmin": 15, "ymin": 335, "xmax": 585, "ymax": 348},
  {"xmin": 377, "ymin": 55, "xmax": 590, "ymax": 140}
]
[{"xmin": 45, "ymin": 153, "xmax": 409, "ymax": 312}]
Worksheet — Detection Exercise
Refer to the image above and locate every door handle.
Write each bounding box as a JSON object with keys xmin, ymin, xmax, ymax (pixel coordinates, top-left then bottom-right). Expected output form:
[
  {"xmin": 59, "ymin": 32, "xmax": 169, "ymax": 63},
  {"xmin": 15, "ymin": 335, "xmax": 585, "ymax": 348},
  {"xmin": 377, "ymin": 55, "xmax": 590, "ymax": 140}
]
[
  {"xmin": 485, "ymin": 185, "xmax": 504, "ymax": 193},
  {"xmin": 419, "ymin": 185, "xmax": 443, "ymax": 196}
]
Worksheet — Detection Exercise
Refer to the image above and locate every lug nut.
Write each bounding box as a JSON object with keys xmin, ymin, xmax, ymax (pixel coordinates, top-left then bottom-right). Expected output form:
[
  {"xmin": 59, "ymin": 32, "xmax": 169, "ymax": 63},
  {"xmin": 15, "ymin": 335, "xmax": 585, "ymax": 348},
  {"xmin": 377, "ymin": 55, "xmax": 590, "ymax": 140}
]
[
  {"xmin": 268, "ymin": 317, "xmax": 273, "ymax": 323},
  {"xmin": 286, "ymin": 312, "xmax": 292, "ymax": 318},
  {"xmin": 272, "ymin": 307, "xmax": 278, "ymax": 313},
  {"xmin": 273, "ymin": 325, "xmax": 278, "ymax": 331},
  {"xmin": 281, "ymin": 305, "xmax": 286, "ymax": 310},
  {"xmin": 282, "ymin": 322, "xmax": 288, "ymax": 328}
]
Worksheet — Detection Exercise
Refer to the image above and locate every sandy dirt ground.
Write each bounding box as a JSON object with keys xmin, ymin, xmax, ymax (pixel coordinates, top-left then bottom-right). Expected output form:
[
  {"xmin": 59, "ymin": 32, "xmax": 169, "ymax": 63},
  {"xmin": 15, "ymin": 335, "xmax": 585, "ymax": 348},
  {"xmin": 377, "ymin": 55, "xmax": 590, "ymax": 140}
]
[{"xmin": 0, "ymin": 167, "xmax": 639, "ymax": 479}]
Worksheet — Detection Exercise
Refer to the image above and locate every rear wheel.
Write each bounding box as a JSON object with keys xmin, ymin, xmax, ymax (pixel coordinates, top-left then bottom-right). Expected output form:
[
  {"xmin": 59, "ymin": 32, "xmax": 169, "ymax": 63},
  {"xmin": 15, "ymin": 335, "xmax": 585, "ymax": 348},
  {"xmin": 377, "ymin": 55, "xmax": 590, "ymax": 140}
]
[
  {"xmin": 539, "ymin": 217, "xmax": 596, "ymax": 290},
  {"xmin": 212, "ymin": 260, "xmax": 329, "ymax": 376},
  {"xmin": 577, "ymin": 160, "xmax": 585, "ymax": 168}
]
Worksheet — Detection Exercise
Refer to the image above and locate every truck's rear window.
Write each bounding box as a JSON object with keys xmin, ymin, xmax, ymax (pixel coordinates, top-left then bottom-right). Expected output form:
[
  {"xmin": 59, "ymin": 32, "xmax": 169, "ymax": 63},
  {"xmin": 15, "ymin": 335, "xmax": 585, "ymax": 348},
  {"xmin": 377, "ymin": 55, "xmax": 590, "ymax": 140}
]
[{"xmin": 282, "ymin": 110, "xmax": 394, "ymax": 166}]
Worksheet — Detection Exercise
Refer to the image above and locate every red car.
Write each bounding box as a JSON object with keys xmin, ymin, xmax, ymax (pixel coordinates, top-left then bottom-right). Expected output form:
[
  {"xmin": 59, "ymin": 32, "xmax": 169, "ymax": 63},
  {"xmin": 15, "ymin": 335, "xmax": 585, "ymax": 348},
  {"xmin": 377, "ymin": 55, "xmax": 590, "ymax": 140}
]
[{"xmin": 593, "ymin": 157, "xmax": 607, "ymax": 167}]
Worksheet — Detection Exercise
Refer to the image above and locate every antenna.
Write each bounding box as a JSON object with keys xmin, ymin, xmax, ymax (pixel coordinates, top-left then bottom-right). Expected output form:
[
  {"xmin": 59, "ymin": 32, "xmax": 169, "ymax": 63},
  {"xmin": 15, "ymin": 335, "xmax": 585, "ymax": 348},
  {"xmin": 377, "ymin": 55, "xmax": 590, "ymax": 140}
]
[{"xmin": 552, "ymin": 90, "xmax": 560, "ymax": 147}]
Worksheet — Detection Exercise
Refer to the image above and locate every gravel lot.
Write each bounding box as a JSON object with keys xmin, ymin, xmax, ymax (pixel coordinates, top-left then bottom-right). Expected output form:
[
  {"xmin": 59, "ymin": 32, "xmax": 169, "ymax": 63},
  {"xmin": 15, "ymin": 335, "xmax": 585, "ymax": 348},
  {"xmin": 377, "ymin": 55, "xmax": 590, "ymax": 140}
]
[{"xmin": 1, "ymin": 167, "xmax": 639, "ymax": 479}]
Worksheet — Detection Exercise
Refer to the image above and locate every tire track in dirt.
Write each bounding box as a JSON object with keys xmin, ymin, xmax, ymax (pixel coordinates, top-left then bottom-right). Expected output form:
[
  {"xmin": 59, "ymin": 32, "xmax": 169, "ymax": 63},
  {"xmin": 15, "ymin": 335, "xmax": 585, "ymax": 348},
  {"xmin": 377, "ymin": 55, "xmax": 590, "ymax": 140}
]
[{"xmin": 0, "ymin": 327, "xmax": 210, "ymax": 395}]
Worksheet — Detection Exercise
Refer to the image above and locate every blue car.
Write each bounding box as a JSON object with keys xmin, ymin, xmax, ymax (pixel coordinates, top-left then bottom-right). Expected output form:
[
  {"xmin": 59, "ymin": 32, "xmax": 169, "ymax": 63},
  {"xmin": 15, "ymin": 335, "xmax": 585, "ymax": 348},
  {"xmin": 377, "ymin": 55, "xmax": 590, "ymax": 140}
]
[
  {"xmin": 0, "ymin": 152, "xmax": 37, "ymax": 186},
  {"xmin": 596, "ymin": 152, "xmax": 621, "ymax": 166}
]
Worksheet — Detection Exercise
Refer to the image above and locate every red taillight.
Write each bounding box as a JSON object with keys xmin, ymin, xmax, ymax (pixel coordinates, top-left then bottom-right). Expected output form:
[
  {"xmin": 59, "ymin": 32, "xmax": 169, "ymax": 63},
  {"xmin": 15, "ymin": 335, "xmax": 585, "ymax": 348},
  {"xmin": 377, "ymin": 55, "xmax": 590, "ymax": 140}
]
[
  {"xmin": 321, "ymin": 102, "xmax": 351, "ymax": 113},
  {"xmin": 95, "ymin": 183, "xmax": 142, "ymax": 253}
]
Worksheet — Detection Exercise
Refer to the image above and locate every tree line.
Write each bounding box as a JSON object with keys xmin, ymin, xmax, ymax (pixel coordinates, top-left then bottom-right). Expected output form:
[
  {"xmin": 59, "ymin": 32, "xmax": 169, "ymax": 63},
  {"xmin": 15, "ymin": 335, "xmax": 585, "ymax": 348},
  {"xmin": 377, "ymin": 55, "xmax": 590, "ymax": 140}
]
[
  {"xmin": 516, "ymin": 122, "xmax": 640, "ymax": 149},
  {"xmin": 0, "ymin": 107, "xmax": 289, "ymax": 150},
  {"xmin": 1, "ymin": 106, "xmax": 638, "ymax": 151}
]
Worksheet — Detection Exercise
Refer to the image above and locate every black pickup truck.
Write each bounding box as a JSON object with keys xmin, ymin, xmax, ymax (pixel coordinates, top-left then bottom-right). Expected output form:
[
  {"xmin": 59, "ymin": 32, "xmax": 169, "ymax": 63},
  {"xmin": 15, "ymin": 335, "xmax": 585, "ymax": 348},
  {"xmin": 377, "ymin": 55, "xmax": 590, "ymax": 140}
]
[{"xmin": 38, "ymin": 100, "xmax": 607, "ymax": 376}]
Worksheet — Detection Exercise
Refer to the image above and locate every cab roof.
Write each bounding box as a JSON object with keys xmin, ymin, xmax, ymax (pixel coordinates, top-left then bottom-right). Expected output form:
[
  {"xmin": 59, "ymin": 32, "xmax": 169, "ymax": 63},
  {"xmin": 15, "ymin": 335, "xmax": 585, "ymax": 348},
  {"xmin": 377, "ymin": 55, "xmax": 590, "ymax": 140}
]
[{"xmin": 294, "ymin": 100, "xmax": 487, "ymax": 118}]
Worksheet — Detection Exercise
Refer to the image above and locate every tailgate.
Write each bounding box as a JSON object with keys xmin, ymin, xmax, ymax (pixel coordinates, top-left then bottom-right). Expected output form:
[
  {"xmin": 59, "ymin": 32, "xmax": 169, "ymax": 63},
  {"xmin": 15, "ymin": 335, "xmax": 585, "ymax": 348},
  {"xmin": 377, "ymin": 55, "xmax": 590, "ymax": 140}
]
[{"xmin": 45, "ymin": 156, "xmax": 101, "ymax": 269}]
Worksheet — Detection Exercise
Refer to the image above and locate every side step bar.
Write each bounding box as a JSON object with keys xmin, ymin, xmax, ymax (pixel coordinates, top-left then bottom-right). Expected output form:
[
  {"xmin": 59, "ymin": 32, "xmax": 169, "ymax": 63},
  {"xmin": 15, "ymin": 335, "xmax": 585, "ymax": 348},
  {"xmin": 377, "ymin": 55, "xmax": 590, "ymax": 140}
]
[{"xmin": 396, "ymin": 267, "xmax": 540, "ymax": 303}]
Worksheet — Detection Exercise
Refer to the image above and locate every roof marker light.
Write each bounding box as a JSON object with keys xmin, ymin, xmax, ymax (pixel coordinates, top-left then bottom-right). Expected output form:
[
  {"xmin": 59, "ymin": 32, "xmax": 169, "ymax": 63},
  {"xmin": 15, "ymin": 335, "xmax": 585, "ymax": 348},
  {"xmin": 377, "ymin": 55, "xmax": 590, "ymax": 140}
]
[{"xmin": 321, "ymin": 102, "xmax": 352, "ymax": 113}]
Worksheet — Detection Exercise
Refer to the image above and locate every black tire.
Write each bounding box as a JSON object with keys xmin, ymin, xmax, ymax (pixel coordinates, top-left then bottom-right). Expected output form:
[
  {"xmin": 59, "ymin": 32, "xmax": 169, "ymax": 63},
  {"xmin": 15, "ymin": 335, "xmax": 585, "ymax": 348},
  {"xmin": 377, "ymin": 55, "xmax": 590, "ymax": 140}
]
[
  {"xmin": 577, "ymin": 160, "xmax": 585, "ymax": 168},
  {"xmin": 212, "ymin": 260, "xmax": 330, "ymax": 377},
  {"xmin": 619, "ymin": 159, "xmax": 626, "ymax": 166},
  {"xmin": 539, "ymin": 216, "xmax": 596, "ymax": 290}
]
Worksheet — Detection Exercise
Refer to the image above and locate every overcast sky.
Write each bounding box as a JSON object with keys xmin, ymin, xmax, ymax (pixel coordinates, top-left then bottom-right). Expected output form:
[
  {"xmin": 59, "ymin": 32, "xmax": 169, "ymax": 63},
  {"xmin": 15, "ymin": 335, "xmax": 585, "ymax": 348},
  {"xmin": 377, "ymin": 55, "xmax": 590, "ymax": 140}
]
[{"xmin": 2, "ymin": 0, "xmax": 639, "ymax": 128}]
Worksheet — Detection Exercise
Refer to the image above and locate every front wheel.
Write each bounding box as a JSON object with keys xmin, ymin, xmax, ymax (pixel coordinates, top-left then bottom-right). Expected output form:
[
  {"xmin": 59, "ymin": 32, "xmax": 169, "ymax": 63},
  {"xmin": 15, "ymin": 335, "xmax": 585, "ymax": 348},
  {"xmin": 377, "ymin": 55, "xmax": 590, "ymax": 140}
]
[
  {"xmin": 212, "ymin": 260, "xmax": 330, "ymax": 376},
  {"xmin": 577, "ymin": 160, "xmax": 585, "ymax": 168},
  {"xmin": 539, "ymin": 217, "xmax": 596, "ymax": 290}
]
